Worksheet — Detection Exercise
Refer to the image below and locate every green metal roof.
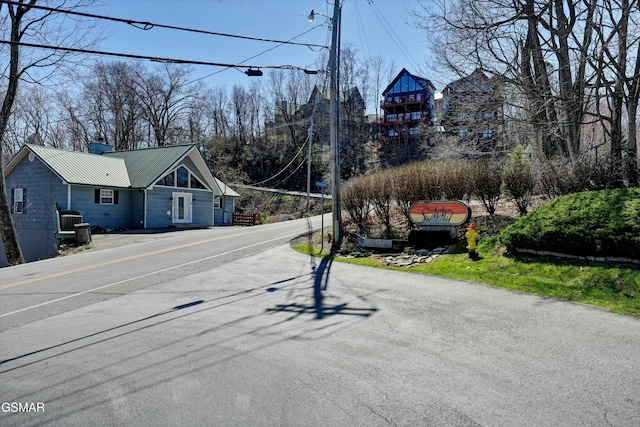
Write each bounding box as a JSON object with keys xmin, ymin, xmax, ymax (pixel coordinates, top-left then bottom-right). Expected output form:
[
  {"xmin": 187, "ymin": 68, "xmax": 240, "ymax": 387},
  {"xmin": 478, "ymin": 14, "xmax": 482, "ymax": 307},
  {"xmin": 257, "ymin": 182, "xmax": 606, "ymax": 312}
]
[
  {"xmin": 104, "ymin": 145, "xmax": 193, "ymax": 188},
  {"xmin": 5, "ymin": 143, "xmax": 239, "ymax": 197},
  {"xmin": 20, "ymin": 144, "xmax": 131, "ymax": 188}
]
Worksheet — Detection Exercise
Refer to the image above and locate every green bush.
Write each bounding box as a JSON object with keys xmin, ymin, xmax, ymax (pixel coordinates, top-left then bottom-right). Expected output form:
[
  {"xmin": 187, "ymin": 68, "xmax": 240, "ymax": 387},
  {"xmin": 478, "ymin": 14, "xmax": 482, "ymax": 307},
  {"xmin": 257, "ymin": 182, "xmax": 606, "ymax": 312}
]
[
  {"xmin": 500, "ymin": 188, "xmax": 640, "ymax": 260},
  {"xmin": 502, "ymin": 145, "xmax": 535, "ymax": 215}
]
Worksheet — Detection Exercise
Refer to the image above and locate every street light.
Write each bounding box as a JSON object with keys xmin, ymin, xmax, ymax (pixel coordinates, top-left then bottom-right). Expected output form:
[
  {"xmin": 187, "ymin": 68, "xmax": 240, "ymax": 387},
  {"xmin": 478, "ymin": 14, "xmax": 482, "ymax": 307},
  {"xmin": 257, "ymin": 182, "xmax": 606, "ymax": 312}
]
[{"xmin": 309, "ymin": 2, "xmax": 342, "ymax": 251}]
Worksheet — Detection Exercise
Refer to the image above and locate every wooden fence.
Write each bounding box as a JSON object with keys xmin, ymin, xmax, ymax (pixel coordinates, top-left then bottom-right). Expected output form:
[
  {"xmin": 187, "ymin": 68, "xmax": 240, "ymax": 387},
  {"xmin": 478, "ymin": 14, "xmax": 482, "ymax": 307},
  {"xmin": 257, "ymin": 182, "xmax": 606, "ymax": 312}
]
[{"xmin": 232, "ymin": 212, "xmax": 263, "ymax": 226}]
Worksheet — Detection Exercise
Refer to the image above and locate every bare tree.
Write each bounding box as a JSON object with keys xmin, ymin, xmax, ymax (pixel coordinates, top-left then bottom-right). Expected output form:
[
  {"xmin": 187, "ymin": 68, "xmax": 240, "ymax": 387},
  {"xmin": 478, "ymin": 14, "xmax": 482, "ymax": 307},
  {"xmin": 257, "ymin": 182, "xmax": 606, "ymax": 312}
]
[
  {"xmin": 339, "ymin": 44, "xmax": 368, "ymax": 179},
  {"xmin": 590, "ymin": 0, "xmax": 640, "ymax": 186},
  {"xmin": 135, "ymin": 63, "xmax": 197, "ymax": 146},
  {"xmin": 414, "ymin": 0, "xmax": 639, "ymax": 187},
  {"xmin": 79, "ymin": 61, "xmax": 144, "ymax": 150},
  {"xmin": 0, "ymin": 0, "xmax": 99, "ymax": 265}
]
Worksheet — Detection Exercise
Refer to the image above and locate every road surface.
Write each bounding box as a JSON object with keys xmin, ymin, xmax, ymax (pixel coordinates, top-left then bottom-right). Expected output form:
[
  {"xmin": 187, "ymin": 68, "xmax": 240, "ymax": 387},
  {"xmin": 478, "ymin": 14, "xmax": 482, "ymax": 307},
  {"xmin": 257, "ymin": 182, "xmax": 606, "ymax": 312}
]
[{"xmin": 1, "ymin": 216, "xmax": 639, "ymax": 426}]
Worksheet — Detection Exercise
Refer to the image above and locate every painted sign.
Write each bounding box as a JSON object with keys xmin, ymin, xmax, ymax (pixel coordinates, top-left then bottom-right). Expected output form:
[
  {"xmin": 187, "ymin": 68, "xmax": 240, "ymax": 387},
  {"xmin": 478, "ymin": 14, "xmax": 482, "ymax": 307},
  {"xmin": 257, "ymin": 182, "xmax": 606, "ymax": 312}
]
[{"xmin": 409, "ymin": 200, "xmax": 471, "ymax": 227}]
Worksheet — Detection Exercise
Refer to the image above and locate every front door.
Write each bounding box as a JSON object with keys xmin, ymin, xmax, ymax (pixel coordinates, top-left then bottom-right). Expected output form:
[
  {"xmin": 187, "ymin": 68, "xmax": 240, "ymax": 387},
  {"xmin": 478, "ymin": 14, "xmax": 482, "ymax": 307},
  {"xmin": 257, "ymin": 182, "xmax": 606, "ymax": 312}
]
[{"xmin": 172, "ymin": 192, "xmax": 192, "ymax": 224}]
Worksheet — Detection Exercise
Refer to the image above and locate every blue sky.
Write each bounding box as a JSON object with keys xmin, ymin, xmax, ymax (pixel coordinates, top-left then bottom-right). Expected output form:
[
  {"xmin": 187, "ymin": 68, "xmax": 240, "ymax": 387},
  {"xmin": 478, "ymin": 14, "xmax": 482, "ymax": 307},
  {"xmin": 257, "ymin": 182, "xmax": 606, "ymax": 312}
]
[{"xmin": 93, "ymin": 0, "xmax": 440, "ymax": 91}]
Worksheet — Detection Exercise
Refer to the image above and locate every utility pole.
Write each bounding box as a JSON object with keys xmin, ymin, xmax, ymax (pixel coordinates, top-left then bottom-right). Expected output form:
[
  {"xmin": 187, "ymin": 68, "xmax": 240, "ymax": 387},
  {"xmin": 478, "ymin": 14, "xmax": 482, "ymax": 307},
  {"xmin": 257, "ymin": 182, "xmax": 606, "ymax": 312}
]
[
  {"xmin": 307, "ymin": 117, "xmax": 313, "ymax": 212},
  {"xmin": 329, "ymin": 0, "xmax": 342, "ymax": 250}
]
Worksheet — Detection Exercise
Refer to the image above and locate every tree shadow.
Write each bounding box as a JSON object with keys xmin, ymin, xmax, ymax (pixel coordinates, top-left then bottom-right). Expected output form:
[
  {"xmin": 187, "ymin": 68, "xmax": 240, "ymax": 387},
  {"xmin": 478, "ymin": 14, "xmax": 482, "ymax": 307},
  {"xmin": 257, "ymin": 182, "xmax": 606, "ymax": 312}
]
[{"xmin": 268, "ymin": 254, "xmax": 377, "ymax": 320}]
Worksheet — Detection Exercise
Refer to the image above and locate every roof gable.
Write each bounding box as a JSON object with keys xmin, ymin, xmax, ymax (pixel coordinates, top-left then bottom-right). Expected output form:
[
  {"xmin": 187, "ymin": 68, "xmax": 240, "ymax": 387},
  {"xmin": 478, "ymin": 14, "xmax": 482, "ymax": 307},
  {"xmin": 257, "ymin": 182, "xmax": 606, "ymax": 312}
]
[
  {"xmin": 443, "ymin": 69, "xmax": 492, "ymax": 93},
  {"xmin": 383, "ymin": 68, "xmax": 435, "ymax": 96},
  {"xmin": 103, "ymin": 144, "xmax": 194, "ymax": 188},
  {"xmin": 103, "ymin": 144, "xmax": 238, "ymax": 196},
  {"xmin": 308, "ymin": 85, "xmax": 364, "ymax": 104}
]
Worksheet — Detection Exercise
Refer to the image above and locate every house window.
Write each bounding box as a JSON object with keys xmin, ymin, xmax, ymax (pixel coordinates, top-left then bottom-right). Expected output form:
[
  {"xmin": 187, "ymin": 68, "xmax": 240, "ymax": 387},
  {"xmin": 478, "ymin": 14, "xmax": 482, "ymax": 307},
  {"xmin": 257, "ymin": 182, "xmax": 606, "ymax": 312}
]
[
  {"xmin": 155, "ymin": 165, "xmax": 208, "ymax": 190},
  {"xmin": 190, "ymin": 175, "xmax": 206, "ymax": 189},
  {"xmin": 156, "ymin": 172, "xmax": 175, "ymax": 187},
  {"xmin": 100, "ymin": 189, "xmax": 114, "ymax": 205},
  {"xmin": 176, "ymin": 166, "xmax": 189, "ymax": 188},
  {"xmin": 214, "ymin": 197, "xmax": 221, "ymax": 209},
  {"xmin": 12, "ymin": 188, "xmax": 25, "ymax": 214}
]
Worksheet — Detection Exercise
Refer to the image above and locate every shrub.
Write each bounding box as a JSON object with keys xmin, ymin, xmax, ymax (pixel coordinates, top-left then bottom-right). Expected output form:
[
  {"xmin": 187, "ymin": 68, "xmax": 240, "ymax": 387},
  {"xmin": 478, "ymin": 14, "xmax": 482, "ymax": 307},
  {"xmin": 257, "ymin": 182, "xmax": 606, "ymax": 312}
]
[
  {"xmin": 441, "ymin": 162, "xmax": 475, "ymax": 200},
  {"xmin": 392, "ymin": 163, "xmax": 425, "ymax": 227},
  {"xmin": 342, "ymin": 176, "xmax": 371, "ymax": 235},
  {"xmin": 537, "ymin": 154, "xmax": 612, "ymax": 198},
  {"xmin": 367, "ymin": 171, "xmax": 395, "ymax": 238},
  {"xmin": 471, "ymin": 159, "xmax": 504, "ymax": 215},
  {"xmin": 502, "ymin": 145, "xmax": 535, "ymax": 215},
  {"xmin": 500, "ymin": 188, "xmax": 640, "ymax": 260}
]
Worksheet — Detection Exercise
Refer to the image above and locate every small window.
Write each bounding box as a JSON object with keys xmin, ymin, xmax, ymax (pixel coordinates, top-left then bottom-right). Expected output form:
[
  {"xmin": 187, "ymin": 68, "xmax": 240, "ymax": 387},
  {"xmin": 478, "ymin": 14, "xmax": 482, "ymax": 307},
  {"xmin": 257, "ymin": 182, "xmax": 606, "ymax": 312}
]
[
  {"xmin": 190, "ymin": 175, "xmax": 206, "ymax": 189},
  {"xmin": 94, "ymin": 189, "xmax": 119, "ymax": 204},
  {"xmin": 156, "ymin": 172, "xmax": 175, "ymax": 187},
  {"xmin": 214, "ymin": 197, "xmax": 221, "ymax": 209},
  {"xmin": 13, "ymin": 188, "xmax": 25, "ymax": 214},
  {"xmin": 100, "ymin": 189, "xmax": 114, "ymax": 205}
]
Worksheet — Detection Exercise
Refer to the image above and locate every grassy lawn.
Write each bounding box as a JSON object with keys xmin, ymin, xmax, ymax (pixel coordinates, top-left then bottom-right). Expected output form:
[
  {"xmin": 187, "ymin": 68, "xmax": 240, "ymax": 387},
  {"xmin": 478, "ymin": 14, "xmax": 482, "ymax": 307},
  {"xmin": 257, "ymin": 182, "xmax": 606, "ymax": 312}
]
[{"xmin": 293, "ymin": 237, "xmax": 640, "ymax": 317}]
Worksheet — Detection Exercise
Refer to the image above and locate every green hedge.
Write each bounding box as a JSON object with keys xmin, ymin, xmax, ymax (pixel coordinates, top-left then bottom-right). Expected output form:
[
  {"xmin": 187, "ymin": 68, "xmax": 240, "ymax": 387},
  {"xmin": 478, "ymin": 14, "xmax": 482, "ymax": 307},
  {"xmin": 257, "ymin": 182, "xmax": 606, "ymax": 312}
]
[{"xmin": 500, "ymin": 188, "xmax": 640, "ymax": 260}]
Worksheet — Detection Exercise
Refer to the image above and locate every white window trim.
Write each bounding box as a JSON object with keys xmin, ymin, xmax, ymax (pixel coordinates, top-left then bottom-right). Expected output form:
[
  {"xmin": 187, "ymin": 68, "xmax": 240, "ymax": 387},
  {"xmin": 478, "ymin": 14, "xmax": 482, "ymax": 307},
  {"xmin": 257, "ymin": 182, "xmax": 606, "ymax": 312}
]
[
  {"xmin": 100, "ymin": 189, "xmax": 114, "ymax": 205},
  {"xmin": 13, "ymin": 188, "xmax": 24, "ymax": 214}
]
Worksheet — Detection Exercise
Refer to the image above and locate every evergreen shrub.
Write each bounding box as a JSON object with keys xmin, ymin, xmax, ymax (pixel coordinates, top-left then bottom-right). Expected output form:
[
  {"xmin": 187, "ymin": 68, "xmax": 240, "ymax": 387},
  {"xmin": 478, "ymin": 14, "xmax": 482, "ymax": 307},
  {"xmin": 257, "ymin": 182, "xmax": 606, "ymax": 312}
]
[{"xmin": 500, "ymin": 188, "xmax": 640, "ymax": 260}]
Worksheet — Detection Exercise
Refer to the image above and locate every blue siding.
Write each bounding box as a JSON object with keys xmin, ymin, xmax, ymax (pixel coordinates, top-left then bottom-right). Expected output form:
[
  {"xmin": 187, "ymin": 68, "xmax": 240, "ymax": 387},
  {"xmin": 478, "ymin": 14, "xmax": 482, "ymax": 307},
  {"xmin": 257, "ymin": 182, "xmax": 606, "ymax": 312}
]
[
  {"xmin": 146, "ymin": 186, "xmax": 175, "ymax": 228},
  {"xmin": 130, "ymin": 191, "xmax": 144, "ymax": 229},
  {"xmin": 146, "ymin": 186, "xmax": 214, "ymax": 228},
  {"xmin": 2, "ymin": 155, "xmax": 68, "ymax": 265},
  {"xmin": 192, "ymin": 190, "xmax": 214, "ymax": 226},
  {"xmin": 70, "ymin": 186, "xmax": 135, "ymax": 229},
  {"xmin": 2, "ymin": 148, "xmax": 233, "ymax": 266},
  {"xmin": 214, "ymin": 196, "xmax": 235, "ymax": 225}
]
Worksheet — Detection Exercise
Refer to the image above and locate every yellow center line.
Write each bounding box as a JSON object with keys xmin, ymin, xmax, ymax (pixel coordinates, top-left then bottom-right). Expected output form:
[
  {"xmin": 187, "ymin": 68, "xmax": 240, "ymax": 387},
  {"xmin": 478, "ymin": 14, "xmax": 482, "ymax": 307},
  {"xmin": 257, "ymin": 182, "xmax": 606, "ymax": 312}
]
[{"xmin": 0, "ymin": 229, "xmax": 258, "ymax": 290}]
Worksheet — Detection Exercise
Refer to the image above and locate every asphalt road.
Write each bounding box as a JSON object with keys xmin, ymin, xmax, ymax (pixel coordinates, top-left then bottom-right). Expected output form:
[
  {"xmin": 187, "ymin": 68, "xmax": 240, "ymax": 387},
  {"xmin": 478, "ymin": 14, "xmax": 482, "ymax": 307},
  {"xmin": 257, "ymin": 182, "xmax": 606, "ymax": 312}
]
[{"xmin": 1, "ymin": 216, "xmax": 639, "ymax": 426}]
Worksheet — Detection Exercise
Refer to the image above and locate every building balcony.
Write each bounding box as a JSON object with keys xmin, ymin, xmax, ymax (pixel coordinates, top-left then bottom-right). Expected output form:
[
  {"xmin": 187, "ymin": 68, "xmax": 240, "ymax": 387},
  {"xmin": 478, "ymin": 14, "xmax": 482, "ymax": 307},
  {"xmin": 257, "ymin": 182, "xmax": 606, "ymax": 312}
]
[{"xmin": 381, "ymin": 96, "xmax": 426, "ymax": 110}]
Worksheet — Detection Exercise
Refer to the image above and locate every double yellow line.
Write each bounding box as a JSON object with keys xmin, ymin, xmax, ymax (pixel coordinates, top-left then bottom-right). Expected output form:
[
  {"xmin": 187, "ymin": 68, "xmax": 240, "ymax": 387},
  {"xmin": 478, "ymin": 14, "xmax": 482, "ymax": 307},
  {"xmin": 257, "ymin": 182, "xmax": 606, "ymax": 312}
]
[{"xmin": 0, "ymin": 230, "xmax": 255, "ymax": 291}]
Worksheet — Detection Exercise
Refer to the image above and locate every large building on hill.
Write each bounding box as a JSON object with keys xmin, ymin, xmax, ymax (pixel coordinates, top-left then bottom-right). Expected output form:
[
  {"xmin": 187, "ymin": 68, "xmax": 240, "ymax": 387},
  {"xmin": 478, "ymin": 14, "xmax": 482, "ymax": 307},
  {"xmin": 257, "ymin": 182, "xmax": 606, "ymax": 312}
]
[
  {"xmin": 380, "ymin": 68, "xmax": 436, "ymax": 165},
  {"xmin": 441, "ymin": 69, "xmax": 504, "ymax": 153}
]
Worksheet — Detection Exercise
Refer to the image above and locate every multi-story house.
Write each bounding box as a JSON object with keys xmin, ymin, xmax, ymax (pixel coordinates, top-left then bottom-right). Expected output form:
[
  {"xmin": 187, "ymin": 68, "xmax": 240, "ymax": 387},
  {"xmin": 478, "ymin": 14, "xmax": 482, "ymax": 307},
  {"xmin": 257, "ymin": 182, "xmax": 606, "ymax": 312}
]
[
  {"xmin": 441, "ymin": 69, "xmax": 504, "ymax": 153},
  {"xmin": 380, "ymin": 68, "xmax": 436, "ymax": 164},
  {"xmin": 298, "ymin": 85, "xmax": 368, "ymax": 178}
]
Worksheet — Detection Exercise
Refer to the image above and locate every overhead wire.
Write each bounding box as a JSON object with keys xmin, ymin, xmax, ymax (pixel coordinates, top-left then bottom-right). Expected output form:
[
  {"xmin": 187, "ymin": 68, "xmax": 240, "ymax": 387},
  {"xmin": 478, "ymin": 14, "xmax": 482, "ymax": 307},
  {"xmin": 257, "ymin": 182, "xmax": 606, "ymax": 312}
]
[
  {"xmin": 186, "ymin": 24, "xmax": 325, "ymax": 85},
  {"xmin": 1, "ymin": 0, "xmax": 333, "ymax": 190},
  {"xmin": 240, "ymin": 8, "xmax": 335, "ymax": 189},
  {"xmin": 0, "ymin": 40, "xmax": 316, "ymax": 73},
  {"xmin": 352, "ymin": 0, "xmax": 372, "ymax": 61},
  {"xmin": 365, "ymin": 0, "xmax": 422, "ymax": 73},
  {"xmin": 0, "ymin": 0, "xmax": 326, "ymax": 50}
]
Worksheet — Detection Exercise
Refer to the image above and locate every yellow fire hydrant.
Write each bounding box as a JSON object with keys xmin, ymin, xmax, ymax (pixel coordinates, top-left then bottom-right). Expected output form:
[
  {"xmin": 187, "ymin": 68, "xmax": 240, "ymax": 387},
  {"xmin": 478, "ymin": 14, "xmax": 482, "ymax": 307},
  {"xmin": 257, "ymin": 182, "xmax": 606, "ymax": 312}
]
[{"xmin": 466, "ymin": 223, "xmax": 479, "ymax": 256}]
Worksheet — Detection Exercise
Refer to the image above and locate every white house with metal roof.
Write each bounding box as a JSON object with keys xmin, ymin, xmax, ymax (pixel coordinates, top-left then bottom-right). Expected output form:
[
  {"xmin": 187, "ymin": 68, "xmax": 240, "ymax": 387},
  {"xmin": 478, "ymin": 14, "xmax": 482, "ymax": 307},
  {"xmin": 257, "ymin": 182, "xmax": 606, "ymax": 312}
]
[{"xmin": 1, "ymin": 143, "xmax": 239, "ymax": 265}]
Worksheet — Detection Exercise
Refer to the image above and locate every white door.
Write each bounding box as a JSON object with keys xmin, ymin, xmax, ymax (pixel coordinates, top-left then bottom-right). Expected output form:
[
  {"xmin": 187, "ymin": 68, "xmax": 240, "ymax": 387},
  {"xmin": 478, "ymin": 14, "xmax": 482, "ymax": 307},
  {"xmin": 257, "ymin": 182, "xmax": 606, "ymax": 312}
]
[{"xmin": 172, "ymin": 192, "xmax": 192, "ymax": 224}]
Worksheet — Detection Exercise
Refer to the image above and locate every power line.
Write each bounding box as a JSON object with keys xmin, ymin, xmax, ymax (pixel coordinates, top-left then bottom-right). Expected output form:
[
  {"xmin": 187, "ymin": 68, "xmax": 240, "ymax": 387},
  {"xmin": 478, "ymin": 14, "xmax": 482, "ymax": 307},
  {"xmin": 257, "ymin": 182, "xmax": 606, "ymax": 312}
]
[
  {"xmin": 0, "ymin": 0, "xmax": 326, "ymax": 50},
  {"xmin": 0, "ymin": 40, "xmax": 318, "ymax": 73},
  {"xmin": 366, "ymin": 0, "xmax": 422, "ymax": 73},
  {"xmin": 184, "ymin": 24, "xmax": 325, "ymax": 85}
]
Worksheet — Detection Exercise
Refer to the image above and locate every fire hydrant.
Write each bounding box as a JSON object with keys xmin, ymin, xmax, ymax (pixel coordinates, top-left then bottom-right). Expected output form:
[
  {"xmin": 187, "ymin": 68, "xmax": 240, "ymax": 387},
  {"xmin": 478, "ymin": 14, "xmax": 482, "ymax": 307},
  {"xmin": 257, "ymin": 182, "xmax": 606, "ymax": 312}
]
[{"xmin": 466, "ymin": 223, "xmax": 479, "ymax": 256}]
